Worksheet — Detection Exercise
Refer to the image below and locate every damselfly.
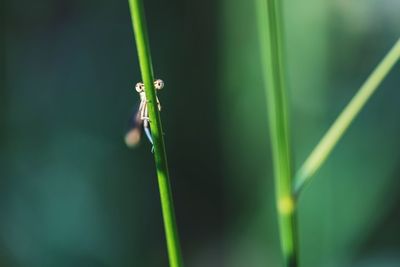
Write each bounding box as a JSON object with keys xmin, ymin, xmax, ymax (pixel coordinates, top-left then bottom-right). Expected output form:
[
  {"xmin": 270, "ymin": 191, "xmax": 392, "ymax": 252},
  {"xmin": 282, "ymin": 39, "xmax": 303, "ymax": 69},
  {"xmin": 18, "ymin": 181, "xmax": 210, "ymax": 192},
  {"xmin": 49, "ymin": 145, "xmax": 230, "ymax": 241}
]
[{"xmin": 125, "ymin": 79, "xmax": 164, "ymax": 149}]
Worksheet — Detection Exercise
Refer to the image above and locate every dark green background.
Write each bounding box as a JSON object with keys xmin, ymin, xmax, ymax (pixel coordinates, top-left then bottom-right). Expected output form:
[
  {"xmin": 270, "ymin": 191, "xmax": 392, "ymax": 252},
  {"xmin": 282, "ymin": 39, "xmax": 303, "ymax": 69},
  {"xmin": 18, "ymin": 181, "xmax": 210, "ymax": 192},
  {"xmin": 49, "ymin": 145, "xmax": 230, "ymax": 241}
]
[{"xmin": 1, "ymin": 0, "xmax": 399, "ymax": 266}]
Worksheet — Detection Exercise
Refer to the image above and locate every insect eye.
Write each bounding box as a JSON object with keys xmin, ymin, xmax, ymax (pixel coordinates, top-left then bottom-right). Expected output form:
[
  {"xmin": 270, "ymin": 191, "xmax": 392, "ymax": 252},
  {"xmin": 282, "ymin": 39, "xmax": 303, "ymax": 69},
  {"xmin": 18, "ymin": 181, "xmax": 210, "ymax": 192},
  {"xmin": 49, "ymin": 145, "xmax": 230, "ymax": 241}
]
[
  {"xmin": 154, "ymin": 79, "xmax": 164, "ymax": 90},
  {"xmin": 135, "ymin": 82, "xmax": 144, "ymax": 92}
]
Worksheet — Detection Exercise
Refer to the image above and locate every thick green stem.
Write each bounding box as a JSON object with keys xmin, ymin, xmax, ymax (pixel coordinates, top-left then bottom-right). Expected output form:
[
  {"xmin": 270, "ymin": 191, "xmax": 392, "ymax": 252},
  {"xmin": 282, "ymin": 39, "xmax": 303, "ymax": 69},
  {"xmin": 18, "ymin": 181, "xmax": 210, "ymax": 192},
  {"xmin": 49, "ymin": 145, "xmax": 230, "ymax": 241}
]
[
  {"xmin": 128, "ymin": 1, "xmax": 184, "ymax": 267},
  {"xmin": 295, "ymin": 38, "xmax": 400, "ymax": 196},
  {"xmin": 256, "ymin": 0, "xmax": 298, "ymax": 266}
]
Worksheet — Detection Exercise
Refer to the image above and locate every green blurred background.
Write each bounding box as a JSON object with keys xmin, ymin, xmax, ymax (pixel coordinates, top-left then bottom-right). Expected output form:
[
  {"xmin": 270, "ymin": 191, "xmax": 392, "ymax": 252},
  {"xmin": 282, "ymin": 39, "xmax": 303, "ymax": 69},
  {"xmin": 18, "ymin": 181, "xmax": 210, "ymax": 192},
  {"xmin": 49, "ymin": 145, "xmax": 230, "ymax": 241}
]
[{"xmin": 1, "ymin": 0, "xmax": 399, "ymax": 266}]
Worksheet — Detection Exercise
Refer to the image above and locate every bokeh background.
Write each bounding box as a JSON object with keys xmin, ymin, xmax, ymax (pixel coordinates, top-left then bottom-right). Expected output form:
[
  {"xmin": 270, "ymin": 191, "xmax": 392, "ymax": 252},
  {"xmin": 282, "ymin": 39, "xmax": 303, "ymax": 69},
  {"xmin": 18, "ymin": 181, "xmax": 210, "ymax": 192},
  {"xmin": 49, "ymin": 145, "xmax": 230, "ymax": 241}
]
[{"xmin": 1, "ymin": 0, "xmax": 399, "ymax": 266}]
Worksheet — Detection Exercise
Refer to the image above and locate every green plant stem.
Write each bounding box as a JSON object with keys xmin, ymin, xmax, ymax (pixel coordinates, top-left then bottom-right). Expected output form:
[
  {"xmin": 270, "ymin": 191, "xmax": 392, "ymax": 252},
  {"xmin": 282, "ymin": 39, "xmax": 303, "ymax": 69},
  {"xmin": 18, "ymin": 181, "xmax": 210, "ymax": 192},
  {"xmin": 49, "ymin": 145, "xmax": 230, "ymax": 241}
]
[
  {"xmin": 294, "ymin": 38, "xmax": 400, "ymax": 196},
  {"xmin": 128, "ymin": 1, "xmax": 184, "ymax": 267},
  {"xmin": 256, "ymin": 0, "xmax": 298, "ymax": 266}
]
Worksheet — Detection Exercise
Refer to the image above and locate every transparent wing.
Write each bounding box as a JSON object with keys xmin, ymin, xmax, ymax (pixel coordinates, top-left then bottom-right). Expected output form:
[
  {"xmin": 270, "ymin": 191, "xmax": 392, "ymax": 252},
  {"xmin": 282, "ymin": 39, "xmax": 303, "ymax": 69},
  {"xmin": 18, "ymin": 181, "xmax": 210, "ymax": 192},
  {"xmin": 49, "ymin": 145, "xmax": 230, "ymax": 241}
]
[{"xmin": 124, "ymin": 103, "xmax": 143, "ymax": 148}]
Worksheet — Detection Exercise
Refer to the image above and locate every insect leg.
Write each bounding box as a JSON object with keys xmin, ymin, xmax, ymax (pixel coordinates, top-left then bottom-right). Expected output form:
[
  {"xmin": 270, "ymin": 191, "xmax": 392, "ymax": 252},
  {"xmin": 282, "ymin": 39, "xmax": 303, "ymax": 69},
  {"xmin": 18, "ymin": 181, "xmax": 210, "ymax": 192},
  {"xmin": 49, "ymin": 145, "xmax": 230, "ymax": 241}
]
[{"xmin": 156, "ymin": 97, "xmax": 161, "ymax": 111}]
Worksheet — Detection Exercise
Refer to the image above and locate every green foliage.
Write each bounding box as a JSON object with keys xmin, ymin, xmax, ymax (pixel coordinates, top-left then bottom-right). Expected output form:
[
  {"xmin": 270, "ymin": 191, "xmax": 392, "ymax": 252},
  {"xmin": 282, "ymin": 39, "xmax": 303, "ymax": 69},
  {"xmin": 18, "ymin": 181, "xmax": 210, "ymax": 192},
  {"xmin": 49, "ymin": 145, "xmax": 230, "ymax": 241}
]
[
  {"xmin": 255, "ymin": 0, "xmax": 297, "ymax": 265},
  {"xmin": 128, "ymin": 1, "xmax": 184, "ymax": 267},
  {"xmin": 2, "ymin": 0, "xmax": 400, "ymax": 266},
  {"xmin": 295, "ymin": 39, "xmax": 400, "ymax": 195},
  {"xmin": 256, "ymin": 0, "xmax": 400, "ymax": 265}
]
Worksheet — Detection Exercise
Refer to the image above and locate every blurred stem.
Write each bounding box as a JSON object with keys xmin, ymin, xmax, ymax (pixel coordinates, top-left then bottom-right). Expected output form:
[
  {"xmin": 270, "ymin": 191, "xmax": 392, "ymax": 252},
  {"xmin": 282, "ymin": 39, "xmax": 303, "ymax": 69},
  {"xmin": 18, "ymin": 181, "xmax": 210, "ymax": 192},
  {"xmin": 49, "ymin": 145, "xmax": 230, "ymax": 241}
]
[
  {"xmin": 256, "ymin": 0, "xmax": 298, "ymax": 266},
  {"xmin": 294, "ymin": 38, "xmax": 400, "ymax": 196},
  {"xmin": 128, "ymin": 1, "xmax": 184, "ymax": 267}
]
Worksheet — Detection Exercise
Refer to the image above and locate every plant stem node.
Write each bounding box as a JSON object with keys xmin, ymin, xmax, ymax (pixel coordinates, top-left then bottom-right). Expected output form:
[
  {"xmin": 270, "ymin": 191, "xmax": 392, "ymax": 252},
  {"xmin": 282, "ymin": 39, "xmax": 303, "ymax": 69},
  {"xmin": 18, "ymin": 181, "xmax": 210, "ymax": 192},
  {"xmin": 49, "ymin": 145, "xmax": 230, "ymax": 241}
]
[{"xmin": 278, "ymin": 196, "xmax": 295, "ymax": 215}]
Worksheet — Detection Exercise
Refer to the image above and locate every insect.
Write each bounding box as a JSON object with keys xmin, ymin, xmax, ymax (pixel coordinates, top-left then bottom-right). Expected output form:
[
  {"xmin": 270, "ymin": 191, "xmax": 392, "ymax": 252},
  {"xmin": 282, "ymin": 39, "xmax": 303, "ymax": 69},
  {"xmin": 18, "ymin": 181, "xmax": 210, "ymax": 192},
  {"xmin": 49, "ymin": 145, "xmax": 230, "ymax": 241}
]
[{"xmin": 125, "ymin": 79, "xmax": 164, "ymax": 150}]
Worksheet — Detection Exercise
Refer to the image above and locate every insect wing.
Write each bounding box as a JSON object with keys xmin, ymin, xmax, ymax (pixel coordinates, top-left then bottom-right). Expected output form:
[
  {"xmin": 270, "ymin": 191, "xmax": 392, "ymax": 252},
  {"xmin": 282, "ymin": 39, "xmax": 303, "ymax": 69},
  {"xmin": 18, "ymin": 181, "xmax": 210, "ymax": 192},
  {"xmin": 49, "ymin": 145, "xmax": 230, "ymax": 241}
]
[{"xmin": 124, "ymin": 103, "xmax": 143, "ymax": 148}]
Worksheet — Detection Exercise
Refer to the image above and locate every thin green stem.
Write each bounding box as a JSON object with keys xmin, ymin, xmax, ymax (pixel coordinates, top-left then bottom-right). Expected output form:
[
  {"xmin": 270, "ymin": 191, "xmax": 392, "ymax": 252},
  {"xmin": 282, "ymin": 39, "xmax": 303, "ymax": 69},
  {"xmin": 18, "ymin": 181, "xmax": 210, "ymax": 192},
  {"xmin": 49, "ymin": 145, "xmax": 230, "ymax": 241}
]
[
  {"xmin": 128, "ymin": 1, "xmax": 184, "ymax": 267},
  {"xmin": 294, "ymin": 38, "xmax": 400, "ymax": 196},
  {"xmin": 256, "ymin": 0, "xmax": 298, "ymax": 266}
]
